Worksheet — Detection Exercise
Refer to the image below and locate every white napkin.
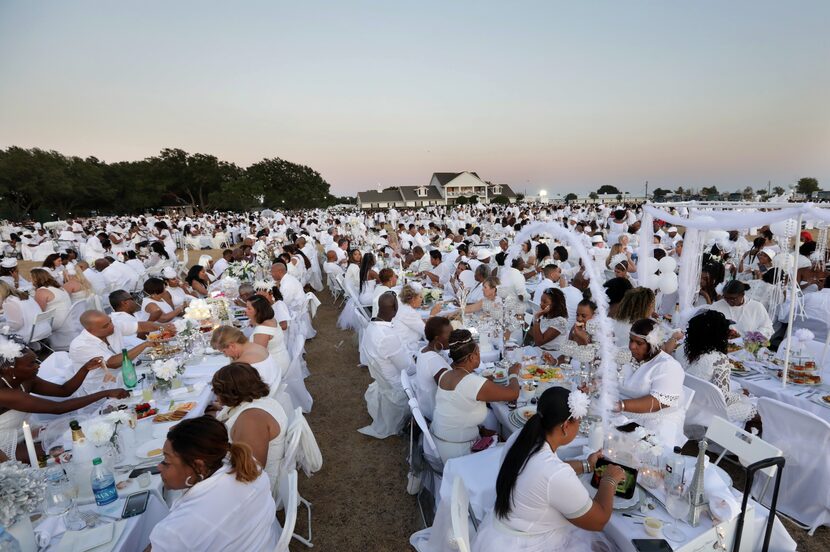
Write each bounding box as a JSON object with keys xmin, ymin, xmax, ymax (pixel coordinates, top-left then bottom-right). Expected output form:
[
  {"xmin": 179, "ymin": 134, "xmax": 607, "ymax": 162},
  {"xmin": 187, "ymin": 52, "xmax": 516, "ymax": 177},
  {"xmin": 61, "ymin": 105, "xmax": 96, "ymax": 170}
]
[
  {"xmin": 34, "ymin": 514, "xmax": 71, "ymax": 548},
  {"xmin": 168, "ymin": 387, "xmax": 190, "ymax": 398},
  {"xmin": 704, "ymin": 460, "xmax": 741, "ymax": 522}
]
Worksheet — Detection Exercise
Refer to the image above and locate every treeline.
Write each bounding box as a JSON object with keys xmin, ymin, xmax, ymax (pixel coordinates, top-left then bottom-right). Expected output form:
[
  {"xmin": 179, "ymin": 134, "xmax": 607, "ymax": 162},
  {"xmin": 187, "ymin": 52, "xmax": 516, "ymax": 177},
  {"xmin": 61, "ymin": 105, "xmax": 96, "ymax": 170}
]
[{"xmin": 0, "ymin": 146, "xmax": 353, "ymax": 220}]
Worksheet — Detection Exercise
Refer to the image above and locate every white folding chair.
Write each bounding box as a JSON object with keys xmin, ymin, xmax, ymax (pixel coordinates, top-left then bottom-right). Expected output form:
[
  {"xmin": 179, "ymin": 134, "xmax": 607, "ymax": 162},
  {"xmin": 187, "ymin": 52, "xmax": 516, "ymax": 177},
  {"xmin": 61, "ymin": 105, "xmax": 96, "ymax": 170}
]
[
  {"xmin": 754, "ymin": 397, "xmax": 830, "ymax": 534},
  {"xmin": 683, "ymin": 374, "xmax": 728, "ymax": 440},
  {"xmin": 407, "ymin": 397, "xmax": 444, "ymax": 523},
  {"xmin": 275, "ymin": 469, "xmax": 299, "ymax": 552},
  {"xmin": 279, "ymin": 408, "xmax": 315, "ymax": 548},
  {"xmin": 401, "ymin": 370, "xmax": 417, "ymax": 401},
  {"xmin": 28, "ymin": 308, "xmax": 55, "ymax": 348},
  {"xmin": 49, "ymin": 299, "xmax": 89, "ymax": 351},
  {"xmin": 450, "ymin": 477, "xmax": 473, "ymax": 552},
  {"xmin": 704, "ymin": 416, "xmax": 785, "ymax": 552}
]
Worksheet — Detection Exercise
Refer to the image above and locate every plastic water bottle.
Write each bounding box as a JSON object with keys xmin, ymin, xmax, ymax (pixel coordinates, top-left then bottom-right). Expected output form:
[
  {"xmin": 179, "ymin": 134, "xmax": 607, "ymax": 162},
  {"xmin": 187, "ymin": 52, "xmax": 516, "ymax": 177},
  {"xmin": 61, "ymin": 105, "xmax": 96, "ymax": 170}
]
[
  {"xmin": 90, "ymin": 458, "xmax": 118, "ymax": 509},
  {"xmin": 0, "ymin": 527, "xmax": 22, "ymax": 552}
]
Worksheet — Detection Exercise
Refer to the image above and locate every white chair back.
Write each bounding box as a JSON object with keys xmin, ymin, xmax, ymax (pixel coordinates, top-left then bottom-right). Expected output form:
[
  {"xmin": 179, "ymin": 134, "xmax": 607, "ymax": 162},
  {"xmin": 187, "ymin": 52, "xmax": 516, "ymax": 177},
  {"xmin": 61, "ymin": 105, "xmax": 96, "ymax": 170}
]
[
  {"xmin": 275, "ymin": 469, "xmax": 299, "ymax": 552},
  {"xmin": 407, "ymin": 397, "xmax": 442, "ymax": 473},
  {"xmin": 29, "ymin": 308, "xmax": 55, "ymax": 343},
  {"xmin": 683, "ymin": 374, "xmax": 727, "ymax": 433},
  {"xmin": 705, "ymin": 416, "xmax": 782, "ymax": 480},
  {"xmin": 450, "ymin": 477, "xmax": 473, "ymax": 552},
  {"xmin": 754, "ymin": 397, "xmax": 830, "ymax": 533},
  {"xmin": 401, "ymin": 370, "xmax": 416, "ymax": 401},
  {"xmin": 458, "ymin": 270, "xmax": 476, "ymax": 289}
]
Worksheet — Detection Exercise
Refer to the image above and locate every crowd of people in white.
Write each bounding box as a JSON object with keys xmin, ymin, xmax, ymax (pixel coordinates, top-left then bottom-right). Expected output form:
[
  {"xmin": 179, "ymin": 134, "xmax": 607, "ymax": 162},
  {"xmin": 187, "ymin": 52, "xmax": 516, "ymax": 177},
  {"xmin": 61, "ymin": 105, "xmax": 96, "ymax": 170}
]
[{"xmin": 1, "ymin": 200, "xmax": 828, "ymax": 550}]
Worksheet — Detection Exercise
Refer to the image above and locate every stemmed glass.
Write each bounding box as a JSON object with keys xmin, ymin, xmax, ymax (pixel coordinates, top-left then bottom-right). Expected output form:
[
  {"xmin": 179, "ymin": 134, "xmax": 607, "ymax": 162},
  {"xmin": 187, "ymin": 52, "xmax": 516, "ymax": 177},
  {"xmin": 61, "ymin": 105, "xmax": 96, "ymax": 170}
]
[
  {"xmin": 43, "ymin": 467, "xmax": 85, "ymax": 531},
  {"xmin": 664, "ymin": 482, "xmax": 690, "ymax": 542}
]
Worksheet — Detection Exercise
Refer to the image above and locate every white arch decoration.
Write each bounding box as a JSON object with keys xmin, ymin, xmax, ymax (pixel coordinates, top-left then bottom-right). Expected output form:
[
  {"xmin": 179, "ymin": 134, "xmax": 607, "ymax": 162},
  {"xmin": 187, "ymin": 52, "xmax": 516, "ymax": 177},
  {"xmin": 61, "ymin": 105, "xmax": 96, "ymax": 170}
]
[{"xmin": 508, "ymin": 221, "xmax": 618, "ymax": 430}]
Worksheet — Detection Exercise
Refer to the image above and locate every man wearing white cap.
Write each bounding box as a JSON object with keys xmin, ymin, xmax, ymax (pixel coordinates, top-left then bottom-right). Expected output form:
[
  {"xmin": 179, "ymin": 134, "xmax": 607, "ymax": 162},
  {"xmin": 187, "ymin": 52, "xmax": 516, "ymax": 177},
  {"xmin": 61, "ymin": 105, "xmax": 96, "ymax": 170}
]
[
  {"xmin": 0, "ymin": 258, "xmax": 33, "ymax": 292},
  {"xmin": 662, "ymin": 227, "xmax": 681, "ymax": 251}
]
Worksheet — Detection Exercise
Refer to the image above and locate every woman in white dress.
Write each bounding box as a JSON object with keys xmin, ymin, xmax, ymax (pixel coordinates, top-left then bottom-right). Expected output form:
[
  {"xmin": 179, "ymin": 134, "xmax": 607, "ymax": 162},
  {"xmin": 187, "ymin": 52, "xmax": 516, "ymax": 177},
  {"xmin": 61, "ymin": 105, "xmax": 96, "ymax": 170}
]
[
  {"xmin": 42, "ymin": 254, "xmax": 66, "ymax": 285},
  {"xmin": 0, "ymin": 282, "xmax": 50, "ymax": 340},
  {"xmin": 141, "ymin": 277, "xmax": 183, "ymax": 323},
  {"xmin": 684, "ymin": 310, "xmax": 758, "ymax": 425},
  {"xmin": 709, "ymin": 280, "xmax": 774, "ymax": 341},
  {"xmin": 145, "ymin": 241, "xmax": 171, "ymax": 269},
  {"xmin": 344, "ymin": 248, "xmax": 362, "ymax": 293},
  {"xmin": 529, "ymin": 287, "xmax": 568, "ymax": 353},
  {"xmin": 153, "ymin": 221, "xmax": 177, "ymax": 260},
  {"xmin": 246, "ymin": 295, "xmax": 290, "ymax": 377},
  {"xmin": 393, "ymin": 284, "xmax": 444, "ymax": 352},
  {"xmin": 431, "ymin": 329, "xmax": 521, "ymax": 462},
  {"xmin": 212, "ymin": 363, "xmax": 288, "ymax": 497},
  {"xmin": 357, "ymin": 252, "xmax": 379, "ymax": 306},
  {"xmin": 0, "ymin": 341, "xmax": 128, "ymax": 463},
  {"xmin": 150, "ymin": 416, "xmax": 279, "ymax": 552},
  {"xmin": 473, "ymin": 387, "xmax": 621, "ymax": 552},
  {"xmin": 461, "ymin": 276, "xmax": 502, "ymax": 317},
  {"xmin": 162, "ymin": 267, "xmax": 196, "ymax": 308},
  {"xmin": 31, "ymin": 269, "xmax": 74, "ymax": 347},
  {"xmin": 616, "ymin": 318, "xmax": 687, "ymax": 447},
  {"xmin": 211, "ymin": 326, "xmax": 281, "ymax": 392},
  {"xmin": 61, "ymin": 264, "xmax": 94, "ymax": 303},
  {"xmin": 414, "ymin": 316, "xmax": 452, "ymax": 420}
]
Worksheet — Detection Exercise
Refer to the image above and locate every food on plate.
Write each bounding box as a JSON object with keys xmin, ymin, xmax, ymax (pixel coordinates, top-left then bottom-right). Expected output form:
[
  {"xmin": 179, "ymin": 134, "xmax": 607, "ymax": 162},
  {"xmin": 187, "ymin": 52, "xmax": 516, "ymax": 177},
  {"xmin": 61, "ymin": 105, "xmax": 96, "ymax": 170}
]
[
  {"xmin": 777, "ymin": 370, "xmax": 822, "ymax": 385},
  {"xmin": 823, "ymin": 395, "xmax": 830, "ymax": 404},
  {"xmin": 731, "ymin": 361, "xmax": 747, "ymax": 373},
  {"xmin": 492, "ymin": 369, "xmax": 506, "ymax": 380},
  {"xmin": 525, "ymin": 365, "xmax": 564, "ymax": 382},
  {"xmin": 147, "ymin": 328, "xmax": 175, "ymax": 341},
  {"xmin": 153, "ymin": 410, "xmax": 189, "ymax": 423},
  {"xmin": 135, "ymin": 403, "xmax": 159, "ymax": 420},
  {"xmin": 522, "ymin": 409, "xmax": 536, "ymax": 420},
  {"xmin": 116, "ymin": 480, "xmax": 132, "ymax": 490},
  {"xmin": 171, "ymin": 401, "xmax": 196, "ymax": 412},
  {"xmin": 727, "ymin": 343, "xmax": 742, "ymax": 353},
  {"xmin": 146, "ymin": 448, "xmax": 163, "ymax": 457}
]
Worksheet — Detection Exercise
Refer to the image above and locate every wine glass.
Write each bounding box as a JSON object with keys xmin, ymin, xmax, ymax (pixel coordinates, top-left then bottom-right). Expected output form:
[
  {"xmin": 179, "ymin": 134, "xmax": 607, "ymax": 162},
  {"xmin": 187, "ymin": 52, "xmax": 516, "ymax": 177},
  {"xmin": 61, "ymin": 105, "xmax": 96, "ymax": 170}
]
[
  {"xmin": 43, "ymin": 467, "xmax": 85, "ymax": 530},
  {"xmin": 664, "ymin": 483, "xmax": 690, "ymax": 542}
]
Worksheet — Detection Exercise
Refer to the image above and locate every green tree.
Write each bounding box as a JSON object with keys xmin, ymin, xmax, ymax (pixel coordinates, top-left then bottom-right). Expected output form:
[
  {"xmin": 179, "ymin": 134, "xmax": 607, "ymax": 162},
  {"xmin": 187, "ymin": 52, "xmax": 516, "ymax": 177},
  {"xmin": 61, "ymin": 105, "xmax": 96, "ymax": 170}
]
[
  {"xmin": 796, "ymin": 177, "xmax": 820, "ymax": 195},
  {"xmin": 564, "ymin": 193, "xmax": 578, "ymax": 202},
  {"xmin": 700, "ymin": 186, "xmax": 720, "ymax": 198},
  {"xmin": 597, "ymin": 185, "xmax": 620, "ymax": 195},
  {"xmin": 652, "ymin": 188, "xmax": 670, "ymax": 198},
  {"xmin": 742, "ymin": 186, "xmax": 754, "ymax": 200},
  {"xmin": 490, "ymin": 195, "xmax": 509, "ymax": 205},
  {"xmin": 773, "ymin": 186, "xmax": 786, "ymax": 196},
  {"xmin": 516, "ymin": 193, "xmax": 525, "ymax": 201},
  {"xmin": 149, "ymin": 148, "xmax": 242, "ymax": 210},
  {"xmin": 246, "ymin": 157, "xmax": 332, "ymax": 209},
  {"xmin": 455, "ymin": 195, "xmax": 469, "ymax": 205},
  {"xmin": 674, "ymin": 186, "xmax": 686, "ymax": 196},
  {"xmin": 588, "ymin": 192, "xmax": 598, "ymax": 200}
]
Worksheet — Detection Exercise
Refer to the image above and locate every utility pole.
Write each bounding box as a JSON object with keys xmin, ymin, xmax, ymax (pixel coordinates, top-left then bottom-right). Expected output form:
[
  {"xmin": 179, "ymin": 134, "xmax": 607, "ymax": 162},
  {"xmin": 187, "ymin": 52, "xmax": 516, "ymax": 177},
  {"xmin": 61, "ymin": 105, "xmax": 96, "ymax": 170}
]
[
  {"xmin": 768, "ymin": 180, "xmax": 771, "ymax": 196},
  {"xmin": 644, "ymin": 180, "xmax": 648, "ymax": 200}
]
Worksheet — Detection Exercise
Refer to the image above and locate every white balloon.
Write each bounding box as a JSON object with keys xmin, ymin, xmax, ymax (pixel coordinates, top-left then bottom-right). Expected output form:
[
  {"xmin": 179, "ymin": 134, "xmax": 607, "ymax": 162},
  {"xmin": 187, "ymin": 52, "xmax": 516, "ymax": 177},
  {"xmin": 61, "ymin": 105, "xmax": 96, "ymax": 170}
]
[
  {"xmin": 659, "ymin": 272, "xmax": 678, "ymax": 294},
  {"xmin": 640, "ymin": 257, "xmax": 659, "ymax": 275},
  {"xmin": 642, "ymin": 273, "xmax": 660, "ymax": 290},
  {"xmin": 658, "ymin": 256, "xmax": 677, "ymax": 274},
  {"xmin": 769, "ymin": 219, "xmax": 797, "ymax": 239}
]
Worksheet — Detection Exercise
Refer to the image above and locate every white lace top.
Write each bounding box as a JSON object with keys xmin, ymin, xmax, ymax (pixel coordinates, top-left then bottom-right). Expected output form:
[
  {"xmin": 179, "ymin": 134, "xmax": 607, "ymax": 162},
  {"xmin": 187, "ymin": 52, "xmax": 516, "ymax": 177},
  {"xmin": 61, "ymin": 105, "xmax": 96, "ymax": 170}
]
[
  {"xmin": 538, "ymin": 316, "xmax": 568, "ymax": 351},
  {"xmin": 620, "ymin": 351, "xmax": 686, "ymax": 447},
  {"xmin": 686, "ymin": 351, "xmax": 757, "ymax": 423}
]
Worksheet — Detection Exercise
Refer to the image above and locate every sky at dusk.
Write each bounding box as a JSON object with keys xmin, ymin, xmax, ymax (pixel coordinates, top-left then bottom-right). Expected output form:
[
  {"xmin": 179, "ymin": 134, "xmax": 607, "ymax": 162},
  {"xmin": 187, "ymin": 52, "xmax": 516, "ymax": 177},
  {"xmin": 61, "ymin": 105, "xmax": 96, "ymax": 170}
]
[{"xmin": 1, "ymin": 1, "xmax": 829, "ymax": 197}]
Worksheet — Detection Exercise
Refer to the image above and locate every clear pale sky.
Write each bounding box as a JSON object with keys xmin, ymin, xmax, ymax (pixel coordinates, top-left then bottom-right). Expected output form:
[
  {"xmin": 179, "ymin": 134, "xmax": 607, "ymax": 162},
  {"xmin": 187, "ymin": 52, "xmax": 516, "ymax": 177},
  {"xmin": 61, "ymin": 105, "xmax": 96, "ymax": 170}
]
[{"xmin": 1, "ymin": 1, "xmax": 829, "ymax": 196}]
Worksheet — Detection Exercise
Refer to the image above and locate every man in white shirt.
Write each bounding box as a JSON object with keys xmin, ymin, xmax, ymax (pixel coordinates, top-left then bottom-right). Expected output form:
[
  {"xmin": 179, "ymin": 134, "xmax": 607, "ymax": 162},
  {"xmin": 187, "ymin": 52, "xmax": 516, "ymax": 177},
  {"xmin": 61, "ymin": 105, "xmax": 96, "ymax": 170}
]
[
  {"xmin": 79, "ymin": 260, "xmax": 107, "ymax": 296},
  {"xmin": 271, "ymin": 262, "xmax": 306, "ymax": 316},
  {"xmin": 212, "ymin": 249, "xmax": 233, "ymax": 279},
  {"xmin": 421, "ymin": 250, "xmax": 453, "ymax": 286},
  {"xmin": 360, "ymin": 292, "xmax": 412, "ymax": 394},
  {"xmin": 96, "ymin": 258, "xmax": 139, "ymax": 292},
  {"xmin": 0, "ymin": 258, "xmax": 33, "ymax": 292},
  {"xmin": 497, "ymin": 258, "xmax": 527, "ymax": 301},
  {"xmin": 466, "ymin": 265, "xmax": 490, "ymax": 304},
  {"xmin": 69, "ymin": 310, "xmax": 152, "ymax": 394},
  {"xmin": 109, "ymin": 289, "xmax": 167, "ymax": 343}
]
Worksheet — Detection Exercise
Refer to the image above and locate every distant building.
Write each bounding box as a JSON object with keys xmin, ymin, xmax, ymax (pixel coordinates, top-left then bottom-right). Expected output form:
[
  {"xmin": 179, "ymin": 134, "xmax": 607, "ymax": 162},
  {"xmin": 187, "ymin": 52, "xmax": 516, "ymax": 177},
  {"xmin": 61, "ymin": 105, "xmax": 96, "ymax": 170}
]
[{"xmin": 356, "ymin": 171, "xmax": 517, "ymax": 209}]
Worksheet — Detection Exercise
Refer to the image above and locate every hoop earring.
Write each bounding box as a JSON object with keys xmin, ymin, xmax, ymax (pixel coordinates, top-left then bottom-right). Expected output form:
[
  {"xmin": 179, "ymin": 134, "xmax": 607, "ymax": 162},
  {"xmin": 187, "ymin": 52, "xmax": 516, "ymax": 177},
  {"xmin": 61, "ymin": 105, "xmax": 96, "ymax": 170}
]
[
  {"xmin": 435, "ymin": 342, "xmax": 443, "ymax": 352},
  {"xmin": 185, "ymin": 476, "xmax": 194, "ymax": 487}
]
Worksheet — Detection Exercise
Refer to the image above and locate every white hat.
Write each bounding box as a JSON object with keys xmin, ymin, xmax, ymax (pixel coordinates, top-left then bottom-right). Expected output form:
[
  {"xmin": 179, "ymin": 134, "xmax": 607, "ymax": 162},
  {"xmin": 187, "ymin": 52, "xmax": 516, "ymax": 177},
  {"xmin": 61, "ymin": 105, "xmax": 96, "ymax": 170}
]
[
  {"xmin": 161, "ymin": 267, "xmax": 177, "ymax": 279},
  {"xmin": 591, "ymin": 235, "xmax": 604, "ymax": 244},
  {"xmin": 0, "ymin": 258, "xmax": 17, "ymax": 269},
  {"xmin": 759, "ymin": 248, "xmax": 776, "ymax": 261},
  {"xmin": 668, "ymin": 226, "xmax": 678, "ymax": 233},
  {"xmin": 476, "ymin": 248, "xmax": 492, "ymax": 260}
]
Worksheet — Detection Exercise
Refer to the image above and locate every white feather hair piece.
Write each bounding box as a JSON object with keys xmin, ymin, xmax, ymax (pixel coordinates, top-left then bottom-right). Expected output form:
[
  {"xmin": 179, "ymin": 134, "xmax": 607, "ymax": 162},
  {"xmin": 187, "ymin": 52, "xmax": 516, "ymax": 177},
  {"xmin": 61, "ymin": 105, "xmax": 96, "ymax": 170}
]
[
  {"xmin": 631, "ymin": 323, "xmax": 665, "ymax": 353},
  {"xmin": 0, "ymin": 337, "xmax": 24, "ymax": 362},
  {"xmin": 610, "ymin": 253, "xmax": 628, "ymax": 269},
  {"xmin": 253, "ymin": 279, "xmax": 275, "ymax": 291}
]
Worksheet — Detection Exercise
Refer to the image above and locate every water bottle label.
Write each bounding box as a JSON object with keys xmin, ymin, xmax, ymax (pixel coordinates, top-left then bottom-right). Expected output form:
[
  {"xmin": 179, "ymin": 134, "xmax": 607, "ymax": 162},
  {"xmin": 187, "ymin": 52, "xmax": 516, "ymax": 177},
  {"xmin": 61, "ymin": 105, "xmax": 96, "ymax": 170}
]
[{"xmin": 94, "ymin": 483, "xmax": 118, "ymax": 506}]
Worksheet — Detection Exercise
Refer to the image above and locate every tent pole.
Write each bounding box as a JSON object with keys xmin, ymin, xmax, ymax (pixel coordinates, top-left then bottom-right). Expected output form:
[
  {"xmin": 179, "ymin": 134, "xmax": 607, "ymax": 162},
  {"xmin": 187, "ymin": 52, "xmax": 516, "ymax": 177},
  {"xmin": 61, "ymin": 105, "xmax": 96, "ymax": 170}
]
[{"xmin": 781, "ymin": 215, "xmax": 803, "ymax": 389}]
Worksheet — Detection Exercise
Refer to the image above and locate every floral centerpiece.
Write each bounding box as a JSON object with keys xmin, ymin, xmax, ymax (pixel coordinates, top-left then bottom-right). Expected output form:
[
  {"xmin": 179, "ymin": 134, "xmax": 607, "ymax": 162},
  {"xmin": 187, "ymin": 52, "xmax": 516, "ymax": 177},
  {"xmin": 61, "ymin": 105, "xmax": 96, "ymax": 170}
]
[
  {"xmin": 218, "ymin": 276, "xmax": 240, "ymax": 299},
  {"xmin": 743, "ymin": 331, "xmax": 769, "ymax": 358},
  {"xmin": 0, "ymin": 461, "xmax": 45, "ymax": 527},
  {"xmin": 421, "ymin": 288, "xmax": 443, "ymax": 304},
  {"xmin": 152, "ymin": 359, "xmax": 184, "ymax": 397},
  {"xmin": 208, "ymin": 297, "xmax": 231, "ymax": 325},
  {"xmin": 225, "ymin": 260, "xmax": 257, "ymax": 282}
]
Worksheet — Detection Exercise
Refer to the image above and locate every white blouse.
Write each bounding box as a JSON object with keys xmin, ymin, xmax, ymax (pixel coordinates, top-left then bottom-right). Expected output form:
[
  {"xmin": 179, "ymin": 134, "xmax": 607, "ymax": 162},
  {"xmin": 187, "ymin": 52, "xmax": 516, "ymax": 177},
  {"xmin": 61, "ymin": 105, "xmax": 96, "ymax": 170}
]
[
  {"xmin": 149, "ymin": 464, "xmax": 278, "ymax": 552},
  {"xmin": 620, "ymin": 351, "xmax": 686, "ymax": 447},
  {"xmin": 538, "ymin": 316, "xmax": 568, "ymax": 351},
  {"xmin": 393, "ymin": 303, "xmax": 426, "ymax": 349},
  {"xmin": 414, "ymin": 350, "xmax": 450, "ymax": 420},
  {"xmin": 431, "ymin": 372, "xmax": 488, "ymax": 461}
]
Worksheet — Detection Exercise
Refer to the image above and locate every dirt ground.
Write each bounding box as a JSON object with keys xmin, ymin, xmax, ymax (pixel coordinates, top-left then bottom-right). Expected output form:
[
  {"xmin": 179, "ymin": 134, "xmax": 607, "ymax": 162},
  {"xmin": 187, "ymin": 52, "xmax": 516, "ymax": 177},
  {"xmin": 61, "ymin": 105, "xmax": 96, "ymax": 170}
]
[{"xmin": 18, "ymin": 250, "xmax": 830, "ymax": 551}]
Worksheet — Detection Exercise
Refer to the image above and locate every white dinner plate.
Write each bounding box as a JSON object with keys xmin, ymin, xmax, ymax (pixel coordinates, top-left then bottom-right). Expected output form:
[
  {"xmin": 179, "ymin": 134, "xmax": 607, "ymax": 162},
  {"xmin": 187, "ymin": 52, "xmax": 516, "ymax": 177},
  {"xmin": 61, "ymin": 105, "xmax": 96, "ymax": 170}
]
[{"xmin": 135, "ymin": 438, "xmax": 166, "ymax": 459}]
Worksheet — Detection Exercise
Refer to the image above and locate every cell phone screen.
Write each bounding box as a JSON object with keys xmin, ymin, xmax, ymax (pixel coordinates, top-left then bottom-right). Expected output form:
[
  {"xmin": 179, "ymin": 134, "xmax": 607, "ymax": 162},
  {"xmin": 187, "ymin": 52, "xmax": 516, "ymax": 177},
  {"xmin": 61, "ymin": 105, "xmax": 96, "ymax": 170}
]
[
  {"xmin": 632, "ymin": 539, "xmax": 673, "ymax": 552},
  {"xmin": 122, "ymin": 491, "xmax": 150, "ymax": 518},
  {"xmin": 590, "ymin": 458, "xmax": 639, "ymax": 499}
]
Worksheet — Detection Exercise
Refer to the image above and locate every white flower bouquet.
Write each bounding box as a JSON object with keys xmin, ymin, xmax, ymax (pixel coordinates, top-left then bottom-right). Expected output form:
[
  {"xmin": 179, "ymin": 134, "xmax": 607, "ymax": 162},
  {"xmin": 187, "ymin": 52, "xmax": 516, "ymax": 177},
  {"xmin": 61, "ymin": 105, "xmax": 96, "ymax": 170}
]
[
  {"xmin": 152, "ymin": 359, "xmax": 182, "ymax": 382},
  {"xmin": 86, "ymin": 421, "xmax": 115, "ymax": 446},
  {"xmin": 184, "ymin": 299, "xmax": 212, "ymax": 321},
  {"xmin": 0, "ymin": 461, "xmax": 45, "ymax": 526},
  {"xmin": 225, "ymin": 260, "xmax": 256, "ymax": 282},
  {"xmin": 421, "ymin": 288, "xmax": 443, "ymax": 303}
]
